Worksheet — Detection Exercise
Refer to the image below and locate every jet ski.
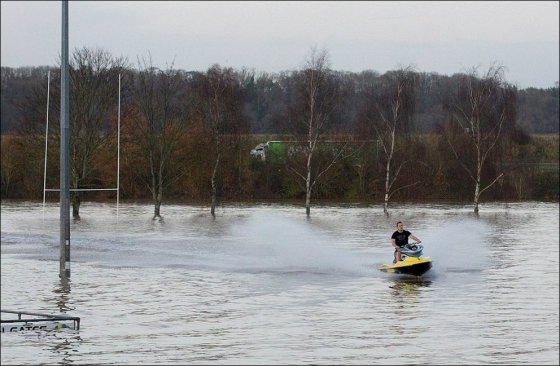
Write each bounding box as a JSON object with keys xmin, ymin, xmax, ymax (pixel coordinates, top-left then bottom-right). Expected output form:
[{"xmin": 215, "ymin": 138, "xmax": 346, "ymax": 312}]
[{"xmin": 377, "ymin": 242, "xmax": 432, "ymax": 276}]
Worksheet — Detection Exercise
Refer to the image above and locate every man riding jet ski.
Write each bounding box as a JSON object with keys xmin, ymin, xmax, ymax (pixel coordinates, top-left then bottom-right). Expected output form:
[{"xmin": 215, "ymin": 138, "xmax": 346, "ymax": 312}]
[{"xmin": 377, "ymin": 221, "xmax": 432, "ymax": 276}]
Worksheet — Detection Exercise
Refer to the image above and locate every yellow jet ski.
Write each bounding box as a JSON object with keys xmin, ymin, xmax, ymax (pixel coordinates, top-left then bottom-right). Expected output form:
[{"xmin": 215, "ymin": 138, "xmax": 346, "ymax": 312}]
[{"xmin": 378, "ymin": 242, "xmax": 432, "ymax": 276}]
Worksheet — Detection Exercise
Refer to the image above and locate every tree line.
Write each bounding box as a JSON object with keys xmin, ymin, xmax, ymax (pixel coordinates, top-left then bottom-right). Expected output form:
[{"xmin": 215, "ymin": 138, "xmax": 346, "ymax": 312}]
[{"xmin": 0, "ymin": 47, "xmax": 558, "ymax": 217}]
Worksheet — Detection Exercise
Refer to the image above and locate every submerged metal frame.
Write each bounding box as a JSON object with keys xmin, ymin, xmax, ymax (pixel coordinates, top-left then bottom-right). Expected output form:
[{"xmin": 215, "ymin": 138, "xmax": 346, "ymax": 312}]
[{"xmin": 1, "ymin": 310, "xmax": 80, "ymax": 331}]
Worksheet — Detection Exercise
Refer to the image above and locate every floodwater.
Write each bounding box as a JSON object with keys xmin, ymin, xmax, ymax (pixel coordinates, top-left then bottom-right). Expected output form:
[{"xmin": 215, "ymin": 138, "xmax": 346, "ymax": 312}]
[{"xmin": 1, "ymin": 201, "xmax": 558, "ymax": 365}]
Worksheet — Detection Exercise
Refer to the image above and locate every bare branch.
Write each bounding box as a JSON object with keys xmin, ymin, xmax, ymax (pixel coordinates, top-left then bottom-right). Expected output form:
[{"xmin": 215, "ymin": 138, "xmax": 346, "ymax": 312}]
[
  {"xmin": 388, "ymin": 181, "xmax": 422, "ymax": 200},
  {"xmin": 479, "ymin": 173, "xmax": 504, "ymax": 196}
]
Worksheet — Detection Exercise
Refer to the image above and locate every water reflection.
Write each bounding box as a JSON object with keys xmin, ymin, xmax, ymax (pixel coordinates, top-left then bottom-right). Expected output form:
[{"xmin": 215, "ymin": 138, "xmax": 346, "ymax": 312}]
[
  {"xmin": 48, "ymin": 276, "xmax": 82, "ymax": 364},
  {"xmin": 52, "ymin": 275, "xmax": 74, "ymax": 313},
  {"xmin": 49, "ymin": 334, "xmax": 81, "ymax": 365},
  {"xmin": 389, "ymin": 277, "xmax": 432, "ymax": 301}
]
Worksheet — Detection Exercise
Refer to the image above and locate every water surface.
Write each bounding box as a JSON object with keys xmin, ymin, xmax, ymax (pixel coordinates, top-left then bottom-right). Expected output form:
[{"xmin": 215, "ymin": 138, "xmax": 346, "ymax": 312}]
[{"xmin": 1, "ymin": 201, "xmax": 558, "ymax": 364}]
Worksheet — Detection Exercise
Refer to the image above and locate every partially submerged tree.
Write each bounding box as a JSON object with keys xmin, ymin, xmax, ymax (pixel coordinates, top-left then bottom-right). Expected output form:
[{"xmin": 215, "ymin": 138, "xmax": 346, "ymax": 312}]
[
  {"xmin": 444, "ymin": 66, "xmax": 516, "ymax": 214},
  {"xmin": 131, "ymin": 56, "xmax": 186, "ymax": 218},
  {"xmin": 362, "ymin": 67, "xmax": 418, "ymax": 215},
  {"xmin": 285, "ymin": 47, "xmax": 348, "ymax": 216},
  {"xmin": 69, "ymin": 47, "xmax": 127, "ymax": 218},
  {"xmin": 197, "ymin": 64, "xmax": 246, "ymax": 217}
]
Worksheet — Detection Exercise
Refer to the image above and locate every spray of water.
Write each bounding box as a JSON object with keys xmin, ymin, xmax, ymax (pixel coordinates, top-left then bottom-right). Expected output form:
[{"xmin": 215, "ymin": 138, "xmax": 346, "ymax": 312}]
[
  {"xmin": 420, "ymin": 217, "xmax": 490, "ymax": 274},
  {"xmin": 16, "ymin": 202, "xmax": 491, "ymax": 278},
  {"xmin": 227, "ymin": 213, "xmax": 377, "ymax": 277}
]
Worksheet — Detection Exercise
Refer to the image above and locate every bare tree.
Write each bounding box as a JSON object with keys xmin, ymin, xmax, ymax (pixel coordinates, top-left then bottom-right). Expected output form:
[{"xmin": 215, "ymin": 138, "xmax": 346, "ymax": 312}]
[
  {"xmin": 197, "ymin": 64, "xmax": 245, "ymax": 217},
  {"xmin": 364, "ymin": 67, "xmax": 418, "ymax": 215},
  {"xmin": 444, "ymin": 65, "xmax": 515, "ymax": 214},
  {"xmin": 286, "ymin": 47, "xmax": 348, "ymax": 216},
  {"xmin": 131, "ymin": 56, "xmax": 186, "ymax": 218},
  {"xmin": 68, "ymin": 47, "xmax": 128, "ymax": 218}
]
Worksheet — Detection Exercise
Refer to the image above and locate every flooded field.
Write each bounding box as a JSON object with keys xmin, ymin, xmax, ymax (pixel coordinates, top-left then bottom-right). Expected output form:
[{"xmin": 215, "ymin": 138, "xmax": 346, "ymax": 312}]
[{"xmin": 1, "ymin": 201, "xmax": 558, "ymax": 365}]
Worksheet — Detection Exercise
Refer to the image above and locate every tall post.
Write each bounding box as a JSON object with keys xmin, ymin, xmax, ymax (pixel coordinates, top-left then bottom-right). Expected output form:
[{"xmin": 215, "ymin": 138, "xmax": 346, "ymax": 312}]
[
  {"xmin": 117, "ymin": 73, "xmax": 121, "ymax": 217},
  {"xmin": 60, "ymin": 0, "xmax": 71, "ymax": 278},
  {"xmin": 43, "ymin": 70, "xmax": 51, "ymax": 214}
]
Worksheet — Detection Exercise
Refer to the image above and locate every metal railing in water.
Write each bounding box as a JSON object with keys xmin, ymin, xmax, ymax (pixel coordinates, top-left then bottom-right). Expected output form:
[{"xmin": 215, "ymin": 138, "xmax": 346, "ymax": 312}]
[{"xmin": 1, "ymin": 309, "xmax": 80, "ymax": 332}]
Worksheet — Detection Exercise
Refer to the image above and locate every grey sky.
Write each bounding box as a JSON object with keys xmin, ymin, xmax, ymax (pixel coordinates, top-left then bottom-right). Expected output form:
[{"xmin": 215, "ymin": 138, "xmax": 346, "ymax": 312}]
[{"xmin": 1, "ymin": 1, "xmax": 558, "ymax": 88}]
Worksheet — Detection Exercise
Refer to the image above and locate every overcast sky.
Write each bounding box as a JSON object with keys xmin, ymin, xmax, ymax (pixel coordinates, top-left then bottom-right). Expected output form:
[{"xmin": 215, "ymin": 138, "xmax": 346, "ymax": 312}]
[{"xmin": 1, "ymin": 1, "xmax": 558, "ymax": 88}]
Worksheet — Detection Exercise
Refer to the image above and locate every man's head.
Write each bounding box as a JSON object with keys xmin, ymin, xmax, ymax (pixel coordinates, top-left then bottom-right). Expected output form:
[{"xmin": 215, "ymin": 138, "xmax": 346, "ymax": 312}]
[{"xmin": 396, "ymin": 221, "xmax": 403, "ymax": 232}]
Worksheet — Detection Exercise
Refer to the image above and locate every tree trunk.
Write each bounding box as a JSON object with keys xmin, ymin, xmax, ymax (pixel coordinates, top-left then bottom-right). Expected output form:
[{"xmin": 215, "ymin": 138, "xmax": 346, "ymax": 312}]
[
  {"xmin": 154, "ymin": 201, "xmax": 161, "ymax": 218},
  {"xmin": 305, "ymin": 151, "xmax": 313, "ymax": 217},
  {"xmin": 153, "ymin": 186, "xmax": 162, "ymax": 218},
  {"xmin": 474, "ymin": 179, "xmax": 480, "ymax": 215},
  {"xmin": 473, "ymin": 156, "xmax": 482, "ymax": 214},
  {"xmin": 211, "ymin": 153, "xmax": 220, "ymax": 217},
  {"xmin": 210, "ymin": 184, "xmax": 216, "ymax": 217},
  {"xmin": 72, "ymin": 193, "xmax": 81, "ymax": 219},
  {"xmin": 305, "ymin": 189, "xmax": 311, "ymax": 217},
  {"xmin": 384, "ymin": 158, "xmax": 391, "ymax": 216}
]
